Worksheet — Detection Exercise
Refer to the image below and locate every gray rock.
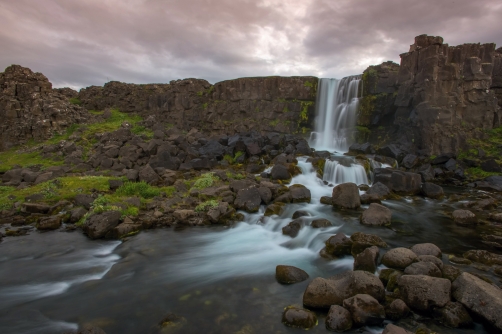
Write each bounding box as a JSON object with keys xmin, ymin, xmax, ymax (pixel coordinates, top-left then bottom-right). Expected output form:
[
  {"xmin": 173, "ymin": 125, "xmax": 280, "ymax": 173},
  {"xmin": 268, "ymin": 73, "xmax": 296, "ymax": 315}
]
[
  {"xmin": 366, "ymin": 182, "xmax": 391, "ymax": 199},
  {"xmin": 234, "ymin": 187, "xmax": 262, "ymax": 213},
  {"xmin": 282, "ymin": 307, "xmax": 317, "ymax": 329},
  {"xmin": 292, "ymin": 210, "xmax": 309, "ymax": 219},
  {"xmin": 325, "ymin": 305, "xmax": 352, "ymax": 332},
  {"xmin": 270, "ymin": 164, "xmax": 291, "ymax": 180},
  {"xmin": 382, "ymin": 324, "xmax": 413, "ymax": 334},
  {"xmin": 332, "ymin": 183, "xmax": 361, "ymax": 209},
  {"xmin": 385, "ymin": 299, "xmax": 410, "ymax": 320},
  {"xmin": 421, "ymin": 182, "xmax": 444, "ymax": 199},
  {"xmin": 463, "ymin": 249, "xmax": 502, "ymax": 266},
  {"xmin": 282, "ymin": 219, "xmax": 303, "ymax": 238},
  {"xmin": 37, "ymin": 216, "xmax": 62, "ymax": 230},
  {"xmin": 342, "ymin": 294, "xmax": 385, "ymax": 326},
  {"xmin": 311, "ymin": 219, "xmax": 332, "ymax": 228},
  {"xmin": 353, "ymin": 246, "xmax": 379, "ymax": 273},
  {"xmin": 257, "ymin": 187, "xmax": 272, "ymax": 204},
  {"xmin": 432, "ymin": 301, "xmax": 473, "ymax": 328},
  {"xmin": 410, "ymin": 243, "xmax": 442, "ymax": 258},
  {"xmin": 83, "ymin": 211, "xmax": 122, "ymax": 239},
  {"xmin": 275, "ymin": 265, "xmax": 309, "ymax": 284},
  {"xmin": 417, "ymin": 255, "xmax": 444, "ymax": 270},
  {"xmin": 404, "ymin": 261, "xmax": 442, "ymax": 277},
  {"xmin": 139, "ymin": 164, "xmax": 160, "ymax": 184},
  {"xmin": 452, "ymin": 209, "xmax": 477, "ymax": 225},
  {"xmin": 74, "ymin": 194, "xmax": 95, "ymax": 210},
  {"xmin": 398, "ymin": 275, "xmax": 451, "ymax": 312},
  {"xmin": 350, "ymin": 232, "xmax": 388, "ymax": 256},
  {"xmin": 442, "ymin": 264, "xmax": 461, "ymax": 282},
  {"xmin": 289, "ymin": 184, "xmax": 311, "ymax": 203},
  {"xmin": 360, "ymin": 203, "xmax": 392, "ymax": 226},
  {"xmin": 382, "ymin": 248, "xmax": 418, "ymax": 269},
  {"xmin": 22, "ymin": 203, "xmax": 50, "ymax": 214},
  {"xmin": 325, "ymin": 233, "xmax": 353, "ymax": 256},
  {"xmin": 69, "ymin": 207, "xmax": 88, "ymax": 224}
]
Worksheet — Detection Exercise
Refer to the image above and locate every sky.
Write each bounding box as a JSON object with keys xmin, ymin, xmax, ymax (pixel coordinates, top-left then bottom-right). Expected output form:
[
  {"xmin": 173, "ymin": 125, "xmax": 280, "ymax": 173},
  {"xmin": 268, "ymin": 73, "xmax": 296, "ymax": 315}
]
[{"xmin": 1, "ymin": 0, "xmax": 501, "ymax": 90}]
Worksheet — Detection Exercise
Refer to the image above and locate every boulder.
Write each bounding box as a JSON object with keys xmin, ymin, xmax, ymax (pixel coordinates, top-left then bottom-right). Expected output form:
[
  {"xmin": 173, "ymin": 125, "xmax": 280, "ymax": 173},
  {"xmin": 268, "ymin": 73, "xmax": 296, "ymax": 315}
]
[
  {"xmin": 139, "ymin": 164, "xmax": 160, "ymax": 184},
  {"xmin": 234, "ymin": 187, "xmax": 262, "ymax": 213},
  {"xmin": 325, "ymin": 233, "xmax": 353, "ymax": 256},
  {"xmin": 452, "ymin": 209, "xmax": 477, "ymax": 225},
  {"xmin": 289, "ymin": 184, "xmax": 311, "ymax": 203},
  {"xmin": 37, "ymin": 215, "xmax": 62, "ymax": 230},
  {"xmin": 463, "ymin": 249, "xmax": 502, "ymax": 266},
  {"xmin": 173, "ymin": 210, "xmax": 204, "ymax": 226},
  {"xmin": 320, "ymin": 196, "xmax": 332, "ymax": 205},
  {"xmin": 303, "ymin": 271, "xmax": 385, "ymax": 308},
  {"xmin": 442, "ymin": 264, "xmax": 461, "ymax": 282},
  {"xmin": 410, "ymin": 243, "xmax": 442, "ymax": 258},
  {"xmin": 107, "ymin": 218, "xmax": 142, "ymax": 239},
  {"xmin": 374, "ymin": 169, "xmax": 421, "ymax": 195},
  {"xmin": 398, "ymin": 275, "xmax": 451, "ymax": 312},
  {"xmin": 311, "ymin": 219, "xmax": 332, "ymax": 228},
  {"xmin": 421, "ymin": 182, "xmax": 444, "ymax": 199},
  {"xmin": 325, "ymin": 305, "xmax": 352, "ymax": 332},
  {"xmin": 360, "ymin": 203, "xmax": 392, "ymax": 226},
  {"xmin": 382, "ymin": 324, "xmax": 413, "ymax": 334},
  {"xmin": 342, "ymin": 294, "xmax": 385, "ymax": 326},
  {"xmin": 403, "ymin": 261, "xmax": 442, "ymax": 277},
  {"xmin": 264, "ymin": 203, "xmax": 285, "ymax": 216},
  {"xmin": 74, "ymin": 194, "xmax": 95, "ymax": 210},
  {"xmin": 360, "ymin": 193, "xmax": 381, "ymax": 204},
  {"xmin": 292, "ymin": 210, "xmax": 309, "ymax": 219},
  {"xmin": 366, "ymin": 182, "xmax": 391, "ymax": 199},
  {"xmin": 282, "ymin": 307, "xmax": 317, "ymax": 329},
  {"xmin": 83, "ymin": 211, "xmax": 122, "ymax": 239},
  {"xmin": 332, "ymin": 183, "xmax": 361, "ymax": 209},
  {"xmin": 275, "ymin": 265, "xmax": 309, "ymax": 284},
  {"xmin": 206, "ymin": 202, "xmax": 234, "ymax": 224},
  {"xmin": 432, "ymin": 301, "xmax": 473, "ymax": 328},
  {"xmin": 350, "ymin": 232, "xmax": 388, "ymax": 256},
  {"xmin": 257, "ymin": 187, "xmax": 272, "ymax": 204},
  {"xmin": 353, "ymin": 246, "xmax": 379, "ymax": 273},
  {"xmin": 381, "ymin": 248, "xmax": 418, "ymax": 269},
  {"xmin": 452, "ymin": 272, "xmax": 502, "ymax": 331},
  {"xmin": 385, "ymin": 299, "xmax": 410, "ymax": 320},
  {"xmin": 270, "ymin": 164, "xmax": 291, "ymax": 180},
  {"xmin": 417, "ymin": 255, "xmax": 443, "ymax": 270},
  {"xmin": 22, "ymin": 203, "xmax": 50, "ymax": 214},
  {"xmin": 69, "ymin": 207, "xmax": 88, "ymax": 224},
  {"xmin": 282, "ymin": 219, "xmax": 303, "ymax": 238}
]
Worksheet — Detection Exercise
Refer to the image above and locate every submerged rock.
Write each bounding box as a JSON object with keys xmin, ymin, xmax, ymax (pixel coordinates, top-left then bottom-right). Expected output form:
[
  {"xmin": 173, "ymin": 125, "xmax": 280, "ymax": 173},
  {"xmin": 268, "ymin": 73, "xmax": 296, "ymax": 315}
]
[
  {"xmin": 360, "ymin": 203, "xmax": 392, "ymax": 226},
  {"xmin": 310, "ymin": 218, "xmax": 332, "ymax": 228},
  {"xmin": 382, "ymin": 324, "xmax": 413, "ymax": 334},
  {"xmin": 83, "ymin": 211, "xmax": 122, "ymax": 239},
  {"xmin": 276, "ymin": 265, "xmax": 309, "ymax": 284},
  {"xmin": 463, "ymin": 249, "xmax": 502, "ymax": 266},
  {"xmin": 353, "ymin": 246, "xmax": 379, "ymax": 273},
  {"xmin": 452, "ymin": 209, "xmax": 477, "ymax": 226},
  {"xmin": 282, "ymin": 219, "xmax": 303, "ymax": 238},
  {"xmin": 421, "ymin": 182, "xmax": 444, "ymax": 199},
  {"xmin": 350, "ymin": 232, "xmax": 388, "ymax": 256},
  {"xmin": 325, "ymin": 305, "xmax": 352, "ymax": 332},
  {"xmin": 282, "ymin": 306, "xmax": 317, "ymax": 329}
]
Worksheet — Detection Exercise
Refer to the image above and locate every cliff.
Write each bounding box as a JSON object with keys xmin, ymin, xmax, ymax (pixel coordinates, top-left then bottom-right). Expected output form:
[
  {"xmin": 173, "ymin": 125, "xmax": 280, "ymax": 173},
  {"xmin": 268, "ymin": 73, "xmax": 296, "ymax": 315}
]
[
  {"xmin": 357, "ymin": 35, "xmax": 501, "ymax": 157},
  {"xmin": 0, "ymin": 65, "xmax": 90, "ymax": 151},
  {"xmin": 78, "ymin": 76, "xmax": 318, "ymax": 136}
]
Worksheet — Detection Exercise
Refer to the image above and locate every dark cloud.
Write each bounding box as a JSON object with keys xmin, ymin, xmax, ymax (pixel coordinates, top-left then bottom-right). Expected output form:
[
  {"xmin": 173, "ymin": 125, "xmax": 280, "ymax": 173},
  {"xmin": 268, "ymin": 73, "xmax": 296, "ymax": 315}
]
[{"xmin": 0, "ymin": 0, "xmax": 500, "ymax": 89}]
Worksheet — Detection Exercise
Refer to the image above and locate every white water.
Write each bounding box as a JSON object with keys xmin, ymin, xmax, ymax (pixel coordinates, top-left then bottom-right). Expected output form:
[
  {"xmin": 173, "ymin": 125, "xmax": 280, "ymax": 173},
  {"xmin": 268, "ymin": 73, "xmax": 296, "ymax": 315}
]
[
  {"xmin": 323, "ymin": 160, "xmax": 369, "ymax": 185},
  {"xmin": 310, "ymin": 76, "xmax": 362, "ymax": 152}
]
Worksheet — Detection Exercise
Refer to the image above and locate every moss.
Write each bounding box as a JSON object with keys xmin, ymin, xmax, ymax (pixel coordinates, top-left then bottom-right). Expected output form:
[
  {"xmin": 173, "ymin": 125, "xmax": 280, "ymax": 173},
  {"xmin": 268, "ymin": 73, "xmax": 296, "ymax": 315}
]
[
  {"xmin": 299, "ymin": 101, "xmax": 313, "ymax": 122},
  {"xmin": 465, "ymin": 167, "xmax": 501, "ymax": 179},
  {"xmin": 361, "ymin": 68, "xmax": 378, "ymax": 94},
  {"xmin": 197, "ymin": 91, "xmax": 203, "ymax": 96},
  {"xmin": 304, "ymin": 81, "xmax": 314, "ymax": 88},
  {"xmin": 192, "ymin": 172, "xmax": 219, "ymax": 190},
  {"xmin": 202, "ymin": 103, "xmax": 208, "ymax": 109},
  {"xmin": 69, "ymin": 97, "xmax": 81, "ymax": 105},
  {"xmin": 115, "ymin": 181, "xmax": 161, "ymax": 199},
  {"xmin": 195, "ymin": 199, "xmax": 219, "ymax": 212},
  {"xmin": 0, "ymin": 149, "xmax": 64, "ymax": 173},
  {"xmin": 226, "ymin": 171, "xmax": 245, "ymax": 180},
  {"xmin": 269, "ymin": 119, "xmax": 279, "ymax": 126}
]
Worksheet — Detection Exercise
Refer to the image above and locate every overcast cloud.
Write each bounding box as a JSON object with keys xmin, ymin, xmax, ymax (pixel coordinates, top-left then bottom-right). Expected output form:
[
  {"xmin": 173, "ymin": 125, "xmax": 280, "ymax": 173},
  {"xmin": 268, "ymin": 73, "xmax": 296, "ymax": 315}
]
[{"xmin": 0, "ymin": 0, "xmax": 500, "ymax": 90}]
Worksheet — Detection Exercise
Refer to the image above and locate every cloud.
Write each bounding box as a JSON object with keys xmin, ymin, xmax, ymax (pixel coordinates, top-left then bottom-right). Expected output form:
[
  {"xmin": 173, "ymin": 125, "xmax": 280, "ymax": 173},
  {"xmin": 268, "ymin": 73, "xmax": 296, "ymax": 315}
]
[{"xmin": 0, "ymin": 0, "xmax": 500, "ymax": 89}]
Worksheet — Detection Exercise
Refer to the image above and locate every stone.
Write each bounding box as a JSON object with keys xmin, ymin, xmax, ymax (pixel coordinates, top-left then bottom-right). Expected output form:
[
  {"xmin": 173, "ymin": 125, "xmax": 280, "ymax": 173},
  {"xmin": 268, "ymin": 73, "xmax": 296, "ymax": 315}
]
[
  {"xmin": 139, "ymin": 164, "xmax": 160, "ymax": 184},
  {"xmin": 360, "ymin": 203, "xmax": 392, "ymax": 226},
  {"xmin": 74, "ymin": 194, "xmax": 95, "ymax": 210},
  {"xmin": 410, "ymin": 243, "xmax": 442, "ymax": 258},
  {"xmin": 106, "ymin": 219, "xmax": 142, "ymax": 239},
  {"xmin": 282, "ymin": 219, "xmax": 303, "ymax": 238},
  {"xmin": 350, "ymin": 232, "xmax": 388, "ymax": 256},
  {"xmin": 366, "ymin": 182, "xmax": 391, "ymax": 199},
  {"xmin": 463, "ymin": 249, "xmax": 502, "ymax": 266},
  {"xmin": 398, "ymin": 275, "xmax": 451, "ymax": 312},
  {"xmin": 452, "ymin": 272, "xmax": 502, "ymax": 331},
  {"xmin": 432, "ymin": 301, "xmax": 473, "ymax": 328},
  {"xmin": 37, "ymin": 215, "xmax": 62, "ymax": 230},
  {"xmin": 373, "ymin": 169, "xmax": 422, "ymax": 195},
  {"xmin": 303, "ymin": 271, "xmax": 385, "ymax": 308},
  {"xmin": 257, "ymin": 187, "xmax": 272, "ymax": 204},
  {"xmin": 275, "ymin": 265, "xmax": 309, "ymax": 284},
  {"xmin": 108, "ymin": 179, "xmax": 124, "ymax": 190},
  {"xmin": 310, "ymin": 219, "xmax": 332, "ymax": 228},
  {"xmin": 382, "ymin": 324, "xmax": 413, "ymax": 334},
  {"xmin": 264, "ymin": 203, "xmax": 285, "ymax": 216},
  {"xmin": 353, "ymin": 246, "xmax": 379, "ymax": 273},
  {"xmin": 442, "ymin": 264, "xmax": 461, "ymax": 282},
  {"xmin": 404, "ymin": 261, "xmax": 442, "ymax": 277},
  {"xmin": 332, "ymin": 183, "xmax": 360, "ymax": 209},
  {"xmin": 270, "ymin": 164, "xmax": 291, "ymax": 180},
  {"xmin": 83, "ymin": 211, "xmax": 122, "ymax": 239},
  {"xmin": 452, "ymin": 209, "xmax": 477, "ymax": 225},
  {"xmin": 342, "ymin": 294, "xmax": 385, "ymax": 326},
  {"xmin": 124, "ymin": 169, "xmax": 139, "ymax": 181},
  {"xmin": 325, "ymin": 305, "xmax": 352, "ymax": 332},
  {"xmin": 289, "ymin": 184, "xmax": 311, "ymax": 203},
  {"xmin": 292, "ymin": 210, "xmax": 309, "ymax": 219},
  {"xmin": 360, "ymin": 193, "xmax": 381, "ymax": 204},
  {"xmin": 281, "ymin": 307, "xmax": 317, "ymax": 329},
  {"xmin": 69, "ymin": 207, "xmax": 88, "ymax": 224},
  {"xmin": 173, "ymin": 209, "xmax": 204, "ymax": 226},
  {"xmin": 320, "ymin": 196, "xmax": 332, "ymax": 205},
  {"xmin": 421, "ymin": 182, "xmax": 444, "ymax": 199},
  {"xmin": 325, "ymin": 233, "xmax": 353, "ymax": 256},
  {"xmin": 381, "ymin": 248, "xmax": 418, "ymax": 269},
  {"xmin": 417, "ymin": 255, "xmax": 443, "ymax": 270},
  {"xmin": 22, "ymin": 203, "xmax": 50, "ymax": 214},
  {"xmin": 385, "ymin": 299, "xmax": 410, "ymax": 320},
  {"xmin": 234, "ymin": 187, "xmax": 262, "ymax": 213}
]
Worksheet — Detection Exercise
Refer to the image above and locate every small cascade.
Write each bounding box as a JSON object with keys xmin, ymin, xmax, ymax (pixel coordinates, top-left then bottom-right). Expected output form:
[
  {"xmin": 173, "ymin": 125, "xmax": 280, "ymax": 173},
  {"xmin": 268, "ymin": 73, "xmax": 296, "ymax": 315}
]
[
  {"xmin": 323, "ymin": 160, "xmax": 368, "ymax": 185},
  {"xmin": 310, "ymin": 75, "xmax": 362, "ymax": 152}
]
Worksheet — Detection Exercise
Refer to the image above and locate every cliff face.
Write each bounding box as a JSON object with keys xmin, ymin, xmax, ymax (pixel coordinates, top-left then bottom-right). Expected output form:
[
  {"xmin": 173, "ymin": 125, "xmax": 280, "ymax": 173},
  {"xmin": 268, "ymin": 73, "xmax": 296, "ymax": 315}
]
[
  {"xmin": 78, "ymin": 76, "xmax": 318, "ymax": 136},
  {"xmin": 358, "ymin": 35, "xmax": 501, "ymax": 156},
  {"xmin": 0, "ymin": 65, "xmax": 89, "ymax": 151}
]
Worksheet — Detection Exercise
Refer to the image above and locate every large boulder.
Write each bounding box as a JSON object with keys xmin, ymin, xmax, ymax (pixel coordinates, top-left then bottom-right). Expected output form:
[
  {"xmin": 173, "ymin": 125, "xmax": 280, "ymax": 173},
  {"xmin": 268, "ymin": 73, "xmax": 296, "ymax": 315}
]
[
  {"xmin": 398, "ymin": 275, "xmax": 451, "ymax": 312},
  {"xmin": 403, "ymin": 262, "xmax": 442, "ymax": 277},
  {"xmin": 276, "ymin": 265, "xmax": 309, "ymax": 284},
  {"xmin": 325, "ymin": 305, "xmax": 352, "ymax": 332},
  {"xmin": 432, "ymin": 301, "xmax": 473, "ymax": 328},
  {"xmin": 350, "ymin": 232, "xmax": 388, "ymax": 256},
  {"xmin": 452, "ymin": 209, "xmax": 477, "ymax": 225},
  {"xmin": 385, "ymin": 299, "xmax": 410, "ymax": 320},
  {"xmin": 410, "ymin": 243, "xmax": 442, "ymax": 258},
  {"xmin": 270, "ymin": 164, "xmax": 291, "ymax": 180},
  {"xmin": 366, "ymin": 182, "xmax": 391, "ymax": 199},
  {"xmin": 353, "ymin": 246, "xmax": 379, "ymax": 273},
  {"xmin": 325, "ymin": 233, "xmax": 353, "ymax": 256},
  {"xmin": 303, "ymin": 271, "xmax": 385, "ymax": 308},
  {"xmin": 360, "ymin": 203, "xmax": 392, "ymax": 226},
  {"xmin": 289, "ymin": 184, "xmax": 311, "ymax": 203},
  {"xmin": 234, "ymin": 187, "xmax": 262, "ymax": 213},
  {"xmin": 452, "ymin": 272, "xmax": 502, "ymax": 331},
  {"xmin": 332, "ymin": 183, "xmax": 361, "ymax": 209},
  {"xmin": 37, "ymin": 215, "xmax": 62, "ymax": 230},
  {"xmin": 342, "ymin": 294, "xmax": 385, "ymax": 326},
  {"xmin": 139, "ymin": 164, "xmax": 160, "ymax": 184},
  {"xmin": 83, "ymin": 211, "xmax": 122, "ymax": 239},
  {"xmin": 421, "ymin": 182, "xmax": 444, "ymax": 199},
  {"xmin": 373, "ymin": 169, "xmax": 421, "ymax": 195},
  {"xmin": 381, "ymin": 248, "xmax": 418, "ymax": 270}
]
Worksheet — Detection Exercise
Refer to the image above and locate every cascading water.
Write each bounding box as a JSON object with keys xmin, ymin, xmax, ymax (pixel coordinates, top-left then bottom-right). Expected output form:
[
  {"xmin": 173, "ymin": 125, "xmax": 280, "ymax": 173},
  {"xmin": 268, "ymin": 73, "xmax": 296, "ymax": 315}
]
[
  {"xmin": 309, "ymin": 76, "xmax": 361, "ymax": 152},
  {"xmin": 323, "ymin": 160, "xmax": 368, "ymax": 185}
]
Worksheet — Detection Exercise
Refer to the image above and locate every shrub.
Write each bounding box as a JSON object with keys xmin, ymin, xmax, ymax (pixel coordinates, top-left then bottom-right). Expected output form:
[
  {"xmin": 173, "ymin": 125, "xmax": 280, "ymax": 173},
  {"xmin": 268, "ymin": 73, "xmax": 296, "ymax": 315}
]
[
  {"xmin": 115, "ymin": 181, "xmax": 161, "ymax": 199},
  {"xmin": 192, "ymin": 173, "xmax": 219, "ymax": 190}
]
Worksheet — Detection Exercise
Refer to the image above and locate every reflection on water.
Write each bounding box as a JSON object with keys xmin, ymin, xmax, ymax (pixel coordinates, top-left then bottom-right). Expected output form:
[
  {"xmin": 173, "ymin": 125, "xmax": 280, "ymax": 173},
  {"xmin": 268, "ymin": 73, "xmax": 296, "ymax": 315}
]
[{"xmin": 0, "ymin": 158, "xmax": 497, "ymax": 333}]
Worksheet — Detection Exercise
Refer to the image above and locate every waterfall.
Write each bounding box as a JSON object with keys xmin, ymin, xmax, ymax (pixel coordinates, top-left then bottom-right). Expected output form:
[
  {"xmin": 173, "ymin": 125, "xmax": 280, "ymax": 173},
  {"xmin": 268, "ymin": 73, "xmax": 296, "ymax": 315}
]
[
  {"xmin": 323, "ymin": 160, "xmax": 368, "ymax": 185},
  {"xmin": 309, "ymin": 76, "xmax": 362, "ymax": 152}
]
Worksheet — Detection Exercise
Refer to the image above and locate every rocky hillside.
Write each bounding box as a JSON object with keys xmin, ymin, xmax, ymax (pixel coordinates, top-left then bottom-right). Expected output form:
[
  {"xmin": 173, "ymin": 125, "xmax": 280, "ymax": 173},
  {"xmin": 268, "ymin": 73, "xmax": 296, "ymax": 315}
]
[{"xmin": 0, "ymin": 65, "xmax": 90, "ymax": 151}]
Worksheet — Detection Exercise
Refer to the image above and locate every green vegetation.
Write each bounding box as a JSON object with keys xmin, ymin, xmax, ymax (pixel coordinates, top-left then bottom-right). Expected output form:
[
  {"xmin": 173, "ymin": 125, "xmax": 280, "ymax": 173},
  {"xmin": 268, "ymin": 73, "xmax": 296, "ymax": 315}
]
[
  {"xmin": 191, "ymin": 172, "xmax": 219, "ymax": 190},
  {"xmin": 304, "ymin": 81, "xmax": 314, "ymax": 88},
  {"xmin": 223, "ymin": 151, "xmax": 244, "ymax": 165},
  {"xmin": 69, "ymin": 97, "xmax": 81, "ymax": 105},
  {"xmin": 195, "ymin": 199, "xmax": 219, "ymax": 212},
  {"xmin": 465, "ymin": 167, "xmax": 501, "ymax": 179},
  {"xmin": 115, "ymin": 181, "xmax": 161, "ymax": 199},
  {"xmin": 197, "ymin": 91, "xmax": 203, "ymax": 96},
  {"xmin": 203, "ymin": 103, "xmax": 208, "ymax": 109},
  {"xmin": 299, "ymin": 101, "xmax": 313, "ymax": 122},
  {"xmin": 0, "ymin": 149, "xmax": 64, "ymax": 173},
  {"xmin": 361, "ymin": 68, "xmax": 378, "ymax": 94},
  {"xmin": 269, "ymin": 119, "xmax": 279, "ymax": 126},
  {"xmin": 226, "ymin": 171, "xmax": 245, "ymax": 180}
]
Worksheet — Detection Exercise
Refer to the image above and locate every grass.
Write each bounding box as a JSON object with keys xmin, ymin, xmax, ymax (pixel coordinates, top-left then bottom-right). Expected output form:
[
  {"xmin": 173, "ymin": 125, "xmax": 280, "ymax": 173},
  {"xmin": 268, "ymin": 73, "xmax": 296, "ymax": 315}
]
[
  {"xmin": 195, "ymin": 199, "xmax": 219, "ymax": 212},
  {"xmin": 226, "ymin": 171, "xmax": 245, "ymax": 180},
  {"xmin": 0, "ymin": 150, "xmax": 64, "ymax": 173},
  {"xmin": 223, "ymin": 151, "xmax": 245, "ymax": 165},
  {"xmin": 191, "ymin": 173, "xmax": 219, "ymax": 190},
  {"xmin": 69, "ymin": 97, "xmax": 81, "ymax": 105},
  {"xmin": 115, "ymin": 181, "xmax": 160, "ymax": 199},
  {"xmin": 465, "ymin": 167, "xmax": 501, "ymax": 179}
]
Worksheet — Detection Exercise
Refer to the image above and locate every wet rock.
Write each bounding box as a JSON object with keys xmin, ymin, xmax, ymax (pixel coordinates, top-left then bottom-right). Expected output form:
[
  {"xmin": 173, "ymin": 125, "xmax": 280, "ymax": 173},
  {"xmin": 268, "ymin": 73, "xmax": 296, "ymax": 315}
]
[
  {"xmin": 303, "ymin": 271, "xmax": 385, "ymax": 308},
  {"xmin": 404, "ymin": 261, "xmax": 442, "ymax": 277},
  {"xmin": 421, "ymin": 182, "xmax": 444, "ymax": 199},
  {"xmin": 442, "ymin": 264, "xmax": 461, "ymax": 282},
  {"xmin": 139, "ymin": 164, "xmax": 160, "ymax": 184},
  {"xmin": 276, "ymin": 265, "xmax": 309, "ymax": 284},
  {"xmin": 452, "ymin": 272, "xmax": 502, "ymax": 331},
  {"xmin": 282, "ymin": 219, "xmax": 303, "ymax": 238},
  {"xmin": 402, "ymin": 154, "xmax": 418, "ymax": 169},
  {"xmin": 289, "ymin": 184, "xmax": 311, "ymax": 203},
  {"xmin": 158, "ymin": 312, "xmax": 187, "ymax": 331},
  {"xmin": 206, "ymin": 202, "xmax": 234, "ymax": 224},
  {"xmin": 360, "ymin": 203, "xmax": 392, "ymax": 226},
  {"xmin": 271, "ymin": 164, "xmax": 291, "ymax": 180},
  {"xmin": 463, "ymin": 249, "xmax": 502, "ymax": 266},
  {"xmin": 37, "ymin": 215, "xmax": 62, "ymax": 230},
  {"xmin": 481, "ymin": 159, "xmax": 501, "ymax": 172},
  {"xmin": 381, "ymin": 248, "xmax": 418, "ymax": 270},
  {"xmin": 72, "ymin": 324, "xmax": 108, "ymax": 334},
  {"xmin": 366, "ymin": 182, "xmax": 391, "ymax": 199},
  {"xmin": 311, "ymin": 219, "xmax": 332, "ymax": 228},
  {"xmin": 320, "ymin": 196, "xmax": 332, "ymax": 205},
  {"xmin": 234, "ymin": 187, "xmax": 261, "ymax": 213},
  {"xmin": 417, "ymin": 255, "xmax": 443, "ymax": 270},
  {"xmin": 353, "ymin": 246, "xmax": 379, "ymax": 273},
  {"xmin": 398, "ymin": 275, "xmax": 451, "ymax": 312},
  {"xmin": 342, "ymin": 294, "xmax": 385, "ymax": 326},
  {"xmin": 325, "ymin": 305, "xmax": 352, "ymax": 332},
  {"xmin": 264, "ymin": 202, "xmax": 285, "ymax": 216},
  {"xmin": 106, "ymin": 217, "xmax": 142, "ymax": 239},
  {"xmin": 173, "ymin": 209, "xmax": 204, "ymax": 226},
  {"xmin": 360, "ymin": 193, "xmax": 381, "ymax": 204},
  {"xmin": 449, "ymin": 256, "xmax": 472, "ymax": 265},
  {"xmin": 432, "ymin": 301, "xmax": 473, "ymax": 328},
  {"xmin": 332, "ymin": 183, "xmax": 360, "ymax": 209},
  {"xmin": 385, "ymin": 299, "xmax": 410, "ymax": 320},
  {"xmin": 292, "ymin": 210, "xmax": 309, "ymax": 219},
  {"xmin": 282, "ymin": 307, "xmax": 317, "ymax": 329},
  {"xmin": 350, "ymin": 232, "xmax": 388, "ymax": 256},
  {"xmin": 374, "ymin": 169, "xmax": 422, "ymax": 195},
  {"xmin": 74, "ymin": 194, "xmax": 95, "ymax": 210},
  {"xmin": 410, "ymin": 243, "xmax": 442, "ymax": 258},
  {"xmin": 382, "ymin": 324, "xmax": 413, "ymax": 334},
  {"xmin": 452, "ymin": 209, "xmax": 477, "ymax": 225},
  {"xmin": 22, "ymin": 203, "xmax": 50, "ymax": 214},
  {"xmin": 83, "ymin": 211, "xmax": 122, "ymax": 239},
  {"xmin": 325, "ymin": 233, "xmax": 353, "ymax": 256},
  {"xmin": 257, "ymin": 187, "xmax": 272, "ymax": 204}
]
